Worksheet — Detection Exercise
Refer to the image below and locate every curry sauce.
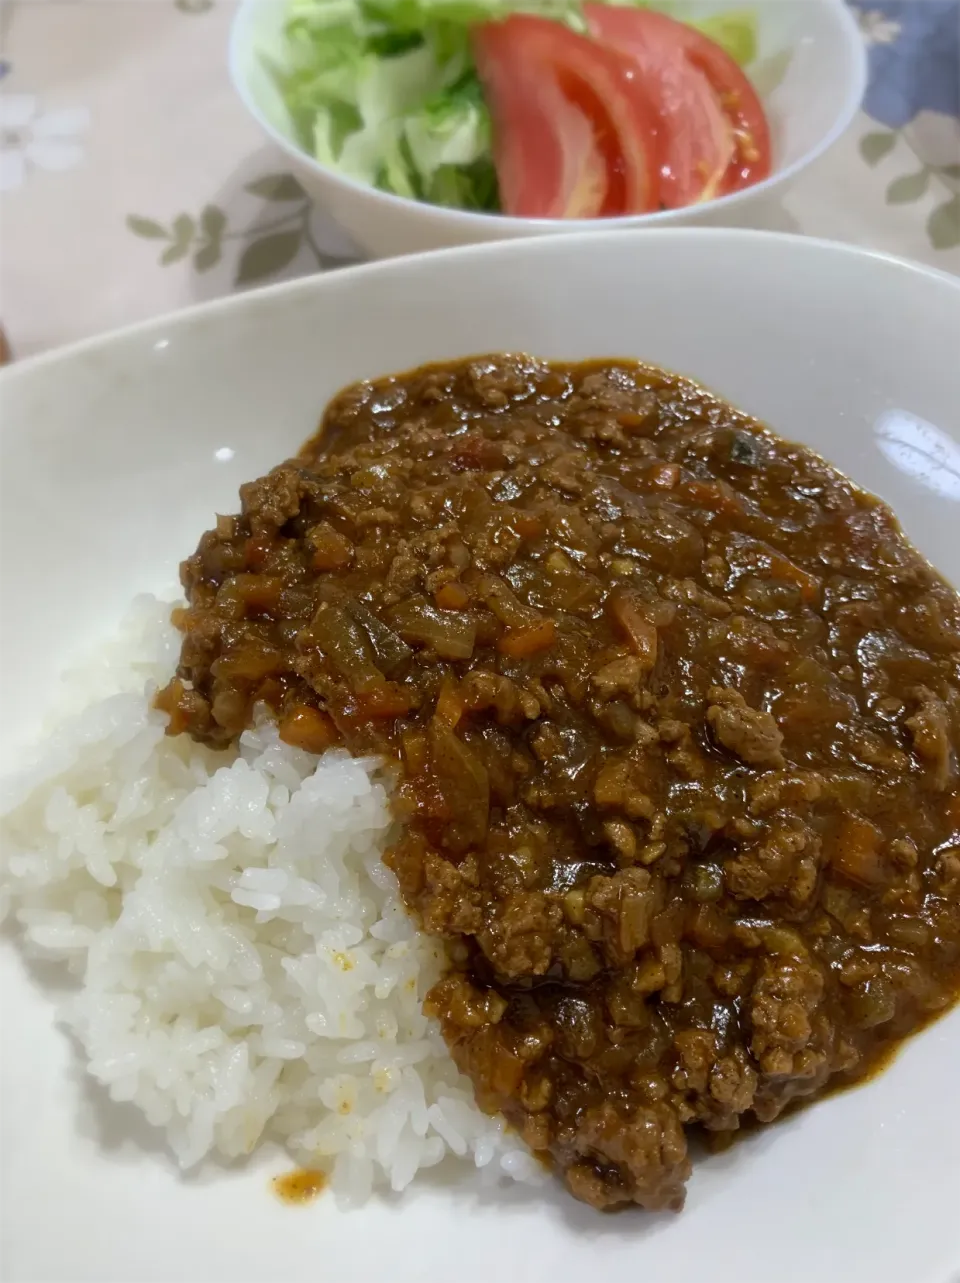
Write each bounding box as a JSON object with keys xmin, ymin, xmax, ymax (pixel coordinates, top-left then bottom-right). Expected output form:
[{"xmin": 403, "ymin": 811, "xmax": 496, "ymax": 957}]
[{"xmin": 159, "ymin": 356, "xmax": 960, "ymax": 1211}]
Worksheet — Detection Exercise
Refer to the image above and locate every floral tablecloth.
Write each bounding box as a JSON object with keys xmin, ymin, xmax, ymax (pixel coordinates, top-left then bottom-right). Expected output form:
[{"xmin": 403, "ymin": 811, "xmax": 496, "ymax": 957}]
[{"xmin": 1, "ymin": 0, "xmax": 958, "ymax": 360}]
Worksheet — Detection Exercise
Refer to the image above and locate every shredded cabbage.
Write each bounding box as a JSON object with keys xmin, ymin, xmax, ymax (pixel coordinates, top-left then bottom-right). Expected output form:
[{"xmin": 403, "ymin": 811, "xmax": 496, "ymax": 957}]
[{"xmin": 267, "ymin": 0, "xmax": 759, "ymax": 212}]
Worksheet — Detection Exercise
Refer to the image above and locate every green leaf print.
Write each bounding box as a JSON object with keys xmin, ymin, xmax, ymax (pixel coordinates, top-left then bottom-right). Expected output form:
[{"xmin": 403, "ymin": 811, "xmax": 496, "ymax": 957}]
[
  {"xmin": 245, "ymin": 174, "xmax": 307, "ymax": 202},
  {"xmin": 859, "ymin": 132, "xmax": 896, "ymax": 166},
  {"xmin": 127, "ymin": 215, "xmax": 168, "ymax": 239},
  {"xmin": 171, "ymin": 213, "xmax": 196, "ymax": 244},
  {"xmin": 886, "ymin": 171, "xmax": 929, "ymax": 204},
  {"xmin": 193, "ymin": 204, "xmax": 227, "ymax": 271},
  {"xmin": 127, "ymin": 177, "xmax": 325, "ymax": 278},
  {"xmin": 161, "ymin": 241, "xmax": 191, "ymax": 266},
  {"xmin": 193, "ymin": 242, "xmax": 222, "ymax": 272},
  {"xmin": 200, "ymin": 204, "xmax": 227, "ymax": 239},
  {"xmin": 927, "ymin": 195, "xmax": 960, "ymax": 251},
  {"xmin": 235, "ymin": 230, "xmax": 303, "ymax": 284}
]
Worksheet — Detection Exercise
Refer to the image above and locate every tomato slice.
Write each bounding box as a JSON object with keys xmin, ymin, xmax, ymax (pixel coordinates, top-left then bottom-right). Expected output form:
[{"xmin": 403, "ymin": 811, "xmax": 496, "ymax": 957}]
[
  {"xmin": 671, "ymin": 19, "xmax": 772, "ymax": 193},
  {"xmin": 472, "ymin": 22, "xmax": 605, "ymax": 219},
  {"xmin": 584, "ymin": 3, "xmax": 732, "ymax": 207},
  {"xmin": 473, "ymin": 16, "xmax": 661, "ymax": 219},
  {"xmin": 585, "ymin": 4, "xmax": 771, "ymax": 202}
]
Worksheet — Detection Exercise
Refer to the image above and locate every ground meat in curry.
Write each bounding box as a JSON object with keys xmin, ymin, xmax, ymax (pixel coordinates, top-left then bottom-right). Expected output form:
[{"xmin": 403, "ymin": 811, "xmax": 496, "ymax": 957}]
[{"xmin": 158, "ymin": 356, "xmax": 960, "ymax": 1212}]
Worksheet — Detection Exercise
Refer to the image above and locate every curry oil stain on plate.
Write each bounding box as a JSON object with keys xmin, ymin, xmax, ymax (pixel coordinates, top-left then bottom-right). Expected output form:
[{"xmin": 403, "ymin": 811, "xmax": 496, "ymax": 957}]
[{"xmin": 272, "ymin": 1168, "xmax": 329, "ymax": 1205}]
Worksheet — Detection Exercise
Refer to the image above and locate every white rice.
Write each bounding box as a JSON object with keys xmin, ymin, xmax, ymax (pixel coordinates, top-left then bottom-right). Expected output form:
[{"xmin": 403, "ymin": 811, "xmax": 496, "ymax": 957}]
[{"xmin": 0, "ymin": 595, "xmax": 543, "ymax": 1206}]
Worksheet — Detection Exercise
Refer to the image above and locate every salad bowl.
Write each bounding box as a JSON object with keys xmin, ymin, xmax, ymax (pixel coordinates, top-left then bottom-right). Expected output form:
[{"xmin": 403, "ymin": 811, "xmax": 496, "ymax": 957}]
[{"xmin": 229, "ymin": 0, "xmax": 867, "ymax": 258}]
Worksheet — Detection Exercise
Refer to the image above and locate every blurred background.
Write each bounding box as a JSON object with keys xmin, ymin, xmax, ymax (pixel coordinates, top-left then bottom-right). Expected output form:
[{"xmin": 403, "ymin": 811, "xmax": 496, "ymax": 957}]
[{"xmin": 0, "ymin": 0, "xmax": 957, "ymax": 360}]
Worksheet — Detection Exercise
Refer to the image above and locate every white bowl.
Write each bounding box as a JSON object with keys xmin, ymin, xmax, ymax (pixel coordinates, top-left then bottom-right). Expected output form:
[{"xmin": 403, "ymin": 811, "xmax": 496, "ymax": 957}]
[
  {"xmin": 229, "ymin": 0, "xmax": 867, "ymax": 258},
  {"xmin": 2, "ymin": 230, "xmax": 959, "ymax": 1282}
]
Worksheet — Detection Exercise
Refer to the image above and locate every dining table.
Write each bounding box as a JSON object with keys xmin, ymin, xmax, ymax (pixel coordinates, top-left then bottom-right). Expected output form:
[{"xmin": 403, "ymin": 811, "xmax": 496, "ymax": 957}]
[{"xmin": 0, "ymin": 0, "xmax": 958, "ymax": 361}]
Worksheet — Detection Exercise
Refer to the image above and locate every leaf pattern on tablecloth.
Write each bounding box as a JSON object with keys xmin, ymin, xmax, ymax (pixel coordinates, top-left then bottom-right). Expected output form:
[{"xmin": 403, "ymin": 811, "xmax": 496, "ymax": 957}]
[
  {"xmin": 859, "ymin": 124, "xmax": 960, "ymax": 248},
  {"xmin": 126, "ymin": 172, "xmax": 360, "ymax": 284},
  {"xmin": 129, "ymin": 205, "xmax": 225, "ymax": 272},
  {"xmin": 928, "ymin": 194, "xmax": 960, "ymax": 250}
]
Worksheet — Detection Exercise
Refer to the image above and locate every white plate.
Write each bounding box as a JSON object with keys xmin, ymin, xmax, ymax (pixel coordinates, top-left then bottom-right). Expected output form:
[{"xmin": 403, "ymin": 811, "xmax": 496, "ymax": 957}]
[{"xmin": 2, "ymin": 229, "xmax": 959, "ymax": 1283}]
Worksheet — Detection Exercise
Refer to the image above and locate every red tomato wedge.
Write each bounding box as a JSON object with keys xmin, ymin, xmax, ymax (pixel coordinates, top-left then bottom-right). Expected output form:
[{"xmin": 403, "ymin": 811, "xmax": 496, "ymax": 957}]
[
  {"xmin": 473, "ymin": 16, "xmax": 661, "ymax": 219},
  {"xmin": 585, "ymin": 4, "xmax": 771, "ymax": 201},
  {"xmin": 584, "ymin": 3, "xmax": 733, "ymax": 207},
  {"xmin": 472, "ymin": 21, "xmax": 605, "ymax": 219},
  {"xmin": 671, "ymin": 18, "xmax": 773, "ymax": 193}
]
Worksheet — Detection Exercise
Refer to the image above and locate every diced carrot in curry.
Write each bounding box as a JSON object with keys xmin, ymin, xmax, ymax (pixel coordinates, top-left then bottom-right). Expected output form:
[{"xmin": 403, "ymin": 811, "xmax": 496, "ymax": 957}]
[
  {"xmin": 648, "ymin": 462, "xmax": 680, "ymax": 490},
  {"xmin": 153, "ymin": 676, "xmax": 191, "ymax": 736},
  {"xmin": 513, "ymin": 512, "xmax": 545, "ymax": 540},
  {"xmin": 680, "ymin": 478, "xmax": 744, "ymax": 516},
  {"xmin": 768, "ymin": 553, "xmax": 821, "ymax": 603},
  {"xmin": 831, "ymin": 815, "xmax": 888, "ymax": 887},
  {"xmin": 355, "ymin": 681, "xmax": 415, "ymax": 719},
  {"xmin": 243, "ymin": 535, "xmax": 272, "ymax": 571},
  {"xmin": 617, "ymin": 409, "xmax": 655, "ymax": 433},
  {"xmin": 452, "ymin": 434, "xmax": 506, "ymax": 470},
  {"xmin": 309, "ymin": 521, "xmax": 354, "ymax": 572},
  {"xmin": 497, "ymin": 618, "xmax": 557, "ymax": 658},
  {"xmin": 255, "ymin": 677, "xmax": 285, "ymax": 709},
  {"xmin": 434, "ymin": 581, "xmax": 470, "ymax": 611},
  {"xmin": 608, "ymin": 589, "xmax": 658, "ymax": 669},
  {"xmin": 278, "ymin": 704, "xmax": 339, "ymax": 754},
  {"xmin": 217, "ymin": 574, "xmax": 284, "ymax": 615}
]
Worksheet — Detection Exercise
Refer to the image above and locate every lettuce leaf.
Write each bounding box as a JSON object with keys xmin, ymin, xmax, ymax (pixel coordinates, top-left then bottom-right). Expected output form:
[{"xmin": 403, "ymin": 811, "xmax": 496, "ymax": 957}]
[{"xmin": 689, "ymin": 9, "xmax": 757, "ymax": 66}]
